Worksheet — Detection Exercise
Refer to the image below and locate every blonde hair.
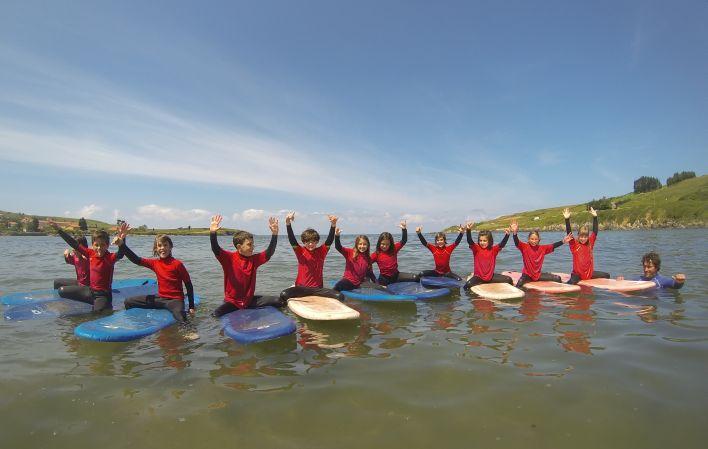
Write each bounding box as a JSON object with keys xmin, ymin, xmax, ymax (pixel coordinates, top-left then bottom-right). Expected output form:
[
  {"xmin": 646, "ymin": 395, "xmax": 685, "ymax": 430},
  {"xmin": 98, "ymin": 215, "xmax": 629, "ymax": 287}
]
[{"xmin": 352, "ymin": 235, "xmax": 371, "ymax": 260}]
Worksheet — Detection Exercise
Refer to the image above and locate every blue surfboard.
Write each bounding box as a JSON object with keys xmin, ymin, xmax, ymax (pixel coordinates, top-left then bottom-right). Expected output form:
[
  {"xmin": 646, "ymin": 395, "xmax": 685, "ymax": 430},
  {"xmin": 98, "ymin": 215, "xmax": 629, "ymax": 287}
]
[
  {"xmin": 386, "ymin": 282, "xmax": 452, "ymax": 299},
  {"xmin": 74, "ymin": 295, "xmax": 201, "ymax": 342},
  {"xmin": 221, "ymin": 306, "xmax": 296, "ymax": 343},
  {"xmin": 3, "ymin": 280, "xmax": 158, "ymax": 321},
  {"xmin": 1, "ymin": 278, "xmax": 157, "ymax": 306},
  {"xmin": 420, "ymin": 276, "xmax": 465, "ymax": 289}
]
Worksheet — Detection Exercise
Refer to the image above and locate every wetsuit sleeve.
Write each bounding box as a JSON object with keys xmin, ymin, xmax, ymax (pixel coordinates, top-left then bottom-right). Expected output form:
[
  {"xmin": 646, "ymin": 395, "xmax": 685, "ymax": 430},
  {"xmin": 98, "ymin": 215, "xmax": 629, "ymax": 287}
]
[
  {"xmin": 210, "ymin": 232, "xmax": 222, "ymax": 256},
  {"xmin": 453, "ymin": 232, "xmax": 463, "ymax": 246},
  {"xmin": 185, "ymin": 280, "xmax": 195, "ymax": 309},
  {"xmin": 513, "ymin": 234, "xmax": 520, "ymax": 247},
  {"xmin": 324, "ymin": 225, "xmax": 335, "ymax": 247},
  {"xmin": 498, "ymin": 233, "xmax": 510, "ymax": 249},
  {"xmin": 367, "ymin": 267, "xmax": 377, "ymax": 283},
  {"xmin": 592, "ymin": 216, "xmax": 598, "ymax": 235},
  {"xmin": 417, "ymin": 231, "xmax": 428, "ymax": 247},
  {"xmin": 400, "ymin": 228, "xmax": 407, "ymax": 247},
  {"xmin": 264, "ymin": 234, "xmax": 277, "ymax": 260},
  {"xmin": 286, "ymin": 224, "xmax": 299, "ymax": 248},
  {"xmin": 552, "ymin": 240, "xmax": 564, "ymax": 249},
  {"xmin": 118, "ymin": 241, "xmax": 142, "ymax": 266},
  {"xmin": 565, "ymin": 218, "xmax": 572, "ymax": 235},
  {"xmin": 466, "ymin": 229, "xmax": 473, "ymax": 245},
  {"xmin": 56, "ymin": 228, "xmax": 80, "ymax": 250},
  {"xmin": 335, "ymin": 234, "xmax": 345, "ymax": 255}
]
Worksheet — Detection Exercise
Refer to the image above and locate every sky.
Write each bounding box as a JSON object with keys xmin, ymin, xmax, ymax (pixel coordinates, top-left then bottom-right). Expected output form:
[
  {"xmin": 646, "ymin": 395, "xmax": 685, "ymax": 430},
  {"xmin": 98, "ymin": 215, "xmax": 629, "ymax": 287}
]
[{"xmin": 0, "ymin": 0, "xmax": 706, "ymax": 233}]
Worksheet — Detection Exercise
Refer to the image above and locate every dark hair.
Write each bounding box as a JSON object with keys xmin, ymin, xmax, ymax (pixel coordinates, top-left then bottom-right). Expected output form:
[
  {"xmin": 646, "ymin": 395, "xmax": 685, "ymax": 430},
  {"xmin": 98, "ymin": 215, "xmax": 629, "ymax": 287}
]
[
  {"xmin": 301, "ymin": 228, "xmax": 320, "ymax": 243},
  {"xmin": 478, "ymin": 230, "xmax": 494, "ymax": 246},
  {"xmin": 75, "ymin": 235, "xmax": 89, "ymax": 248},
  {"xmin": 91, "ymin": 230, "xmax": 109, "ymax": 245},
  {"xmin": 376, "ymin": 232, "xmax": 394, "ymax": 254},
  {"xmin": 153, "ymin": 234, "xmax": 173, "ymax": 257},
  {"xmin": 352, "ymin": 235, "xmax": 371, "ymax": 260},
  {"xmin": 434, "ymin": 232, "xmax": 447, "ymax": 244},
  {"xmin": 642, "ymin": 251, "xmax": 661, "ymax": 271},
  {"xmin": 527, "ymin": 230, "xmax": 540, "ymax": 240},
  {"xmin": 233, "ymin": 230, "xmax": 254, "ymax": 247}
]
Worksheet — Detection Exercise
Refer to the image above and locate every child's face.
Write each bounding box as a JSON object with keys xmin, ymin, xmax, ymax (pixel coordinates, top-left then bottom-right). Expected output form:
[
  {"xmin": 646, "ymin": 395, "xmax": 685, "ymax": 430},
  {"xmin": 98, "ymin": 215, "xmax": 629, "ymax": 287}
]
[
  {"xmin": 578, "ymin": 233, "xmax": 589, "ymax": 244},
  {"xmin": 528, "ymin": 234, "xmax": 540, "ymax": 246},
  {"xmin": 435, "ymin": 236, "xmax": 446, "ymax": 248},
  {"xmin": 156, "ymin": 241, "xmax": 173, "ymax": 259},
  {"xmin": 643, "ymin": 261, "xmax": 658, "ymax": 279},
  {"xmin": 237, "ymin": 239, "xmax": 254, "ymax": 257},
  {"xmin": 92, "ymin": 240, "xmax": 108, "ymax": 257},
  {"xmin": 379, "ymin": 239, "xmax": 391, "ymax": 252},
  {"xmin": 478, "ymin": 235, "xmax": 489, "ymax": 249},
  {"xmin": 356, "ymin": 239, "xmax": 369, "ymax": 253},
  {"xmin": 303, "ymin": 239, "xmax": 318, "ymax": 251}
]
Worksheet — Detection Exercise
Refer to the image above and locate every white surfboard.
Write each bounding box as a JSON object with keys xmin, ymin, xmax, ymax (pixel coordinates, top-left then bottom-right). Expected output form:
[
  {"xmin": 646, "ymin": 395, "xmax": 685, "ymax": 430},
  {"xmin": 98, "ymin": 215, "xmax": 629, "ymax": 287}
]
[{"xmin": 287, "ymin": 296, "xmax": 360, "ymax": 321}]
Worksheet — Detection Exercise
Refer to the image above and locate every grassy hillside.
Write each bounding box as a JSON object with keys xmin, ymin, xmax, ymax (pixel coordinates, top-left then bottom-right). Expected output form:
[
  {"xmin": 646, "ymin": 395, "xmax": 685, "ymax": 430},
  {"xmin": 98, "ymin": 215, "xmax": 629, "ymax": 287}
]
[{"xmin": 445, "ymin": 175, "xmax": 707, "ymax": 232}]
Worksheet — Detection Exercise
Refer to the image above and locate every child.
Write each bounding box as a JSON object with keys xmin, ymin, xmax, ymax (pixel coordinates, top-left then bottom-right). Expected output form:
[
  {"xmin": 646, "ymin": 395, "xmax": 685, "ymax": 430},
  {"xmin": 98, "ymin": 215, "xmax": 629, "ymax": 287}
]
[
  {"xmin": 416, "ymin": 225, "xmax": 464, "ymax": 280},
  {"xmin": 371, "ymin": 220, "xmax": 419, "ymax": 286},
  {"xmin": 209, "ymin": 214, "xmax": 282, "ymax": 317},
  {"xmin": 563, "ymin": 208, "xmax": 610, "ymax": 284},
  {"xmin": 631, "ymin": 251, "xmax": 685, "ymax": 289},
  {"xmin": 279, "ymin": 212, "xmax": 342, "ymax": 301},
  {"xmin": 333, "ymin": 228, "xmax": 377, "ymax": 292},
  {"xmin": 114, "ymin": 222, "xmax": 196, "ymax": 326},
  {"xmin": 47, "ymin": 220, "xmax": 124, "ymax": 312},
  {"xmin": 510, "ymin": 220, "xmax": 572, "ymax": 288},
  {"xmin": 464, "ymin": 222, "xmax": 512, "ymax": 289},
  {"xmin": 53, "ymin": 235, "xmax": 90, "ymax": 290}
]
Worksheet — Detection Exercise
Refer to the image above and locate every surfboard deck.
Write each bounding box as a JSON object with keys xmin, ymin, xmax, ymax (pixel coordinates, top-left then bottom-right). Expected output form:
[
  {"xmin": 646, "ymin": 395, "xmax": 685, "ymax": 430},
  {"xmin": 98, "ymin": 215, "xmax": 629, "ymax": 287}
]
[
  {"xmin": 386, "ymin": 282, "xmax": 452, "ymax": 299},
  {"xmin": 420, "ymin": 276, "xmax": 464, "ymax": 289},
  {"xmin": 470, "ymin": 283, "xmax": 525, "ymax": 300},
  {"xmin": 221, "ymin": 306, "xmax": 296, "ymax": 343},
  {"xmin": 578, "ymin": 278, "xmax": 655, "ymax": 292},
  {"xmin": 287, "ymin": 296, "xmax": 360, "ymax": 320},
  {"xmin": 73, "ymin": 295, "xmax": 201, "ymax": 342},
  {"xmin": 502, "ymin": 271, "xmax": 580, "ymax": 293},
  {"xmin": 1, "ymin": 278, "xmax": 157, "ymax": 306}
]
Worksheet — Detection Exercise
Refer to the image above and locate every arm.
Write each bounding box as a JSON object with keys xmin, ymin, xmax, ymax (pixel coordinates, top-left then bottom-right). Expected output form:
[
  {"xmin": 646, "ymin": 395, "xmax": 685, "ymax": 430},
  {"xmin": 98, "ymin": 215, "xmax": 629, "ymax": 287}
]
[
  {"xmin": 367, "ymin": 266, "xmax": 377, "ymax": 283},
  {"xmin": 117, "ymin": 240, "xmax": 142, "ymax": 266},
  {"xmin": 453, "ymin": 232, "xmax": 463, "ymax": 246},
  {"xmin": 286, "ymin": 223, "xmax": 299, "ymax": 248},
  {"xmin": 335, "ymin": 233, "xmax": 345, "ymax": 255},
  {"xmin": 466, "ymin": 228, "xmax": 474, "ymax": 245},
  {"xmin": 56, "ymin": 227, "xmax": 81, "ymax": 251},
  {"xmin": 399, "ymin": 227, "xmax": 407, "ymax": 247},
  {"xmin": 209, "ymin": 215, "xmax": 223, "ymax": 256},
  {"xmin": 417, "ymin": 230, "xmax": 428, "ymax": 247},
  {"xmin": 264, "ymin": 233, "xmax": 278, "ymax": 260},
  {"xmin": 498, "ymin": 233, "xmax": 510, "ymax": 249},
  {"xmin": 592, "ymin": 216, "xmax": 598, "ymax": 235},
  {"xmin": 324, "ymin": 223, "xmax": 336, "ymax": 247},
  {"xmin": 513, "ymin": 234, "xmax": 521, "ymax": 247},
  {"xmin": 185, "ymin": 280, "xmax": 195, "ymax": 310},
  {"xmin": 552, "ymin": 240, "xmax": 564, "ymax": 249}
]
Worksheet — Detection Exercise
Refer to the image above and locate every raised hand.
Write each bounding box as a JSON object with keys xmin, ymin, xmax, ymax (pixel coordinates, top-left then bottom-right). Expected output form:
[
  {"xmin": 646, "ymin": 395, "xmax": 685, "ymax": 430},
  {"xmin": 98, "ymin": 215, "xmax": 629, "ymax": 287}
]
[
  {"xmin": 46, "ymin": 219, "xmax": 59, "ymax": 229},
  {"xmin": 335, "ymin": 227, "xmax": 342, "ymax": 236},
  {"xmin": 563, "ymin": 208, "xmax": 571, "ymax": 219},
  {"xmin": 465, "ymin": 221, "xmax": 475, "ymax": 231},
  {"xmin": 327, "ymin": 214, "xmax": 338, "ymax": 226},
  {"xmin": 504, "ymin": 227, "xmax": 510, "ymax": 235},
  {"xmin": 563, "ymin": 233, "xmax": 573, "ymax": 243},
  {"xmin": 399, "ymin": 220, "xmax": 407, "ymax": 229},
  {"xmin": 209, "ymin": 215, "xmax": 223, "ymax": 232},
  {"xmin": 416, "ymin": 226, "xmax": 422, "ymax": 233},
  {"xmin": 457, "ymin": 224, "xmax": 465, "ymax": 233},
  {"xmin": 510, "ymin": 220, "xmax": 519, "ymax": 234},
  {"xmin": 117, "ymin": 222, "xmax": 131, "ymax": 240},
  {"xmin": 268, "ymin": 217, "xmax": 279, "ymax": 234},
  {"xmin": 285, "ymin": 211, "xmax": 295, "ymax": 225},
  {"xmin": 589, "ymin": 207, "xmax": 597, "ymax": 217}
]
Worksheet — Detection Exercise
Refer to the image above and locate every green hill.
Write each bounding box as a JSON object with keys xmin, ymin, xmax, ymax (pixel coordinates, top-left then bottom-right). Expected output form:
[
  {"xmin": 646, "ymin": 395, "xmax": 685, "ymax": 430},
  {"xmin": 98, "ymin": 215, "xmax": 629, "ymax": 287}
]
[{"xmin": 445, "ymin": 175, "xmax": 707, "ymax": 232}]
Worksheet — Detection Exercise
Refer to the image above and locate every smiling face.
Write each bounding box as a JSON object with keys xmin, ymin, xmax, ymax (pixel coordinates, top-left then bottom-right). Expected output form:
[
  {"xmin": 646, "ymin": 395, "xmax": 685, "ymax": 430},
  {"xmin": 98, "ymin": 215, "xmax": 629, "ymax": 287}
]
[
  {"xmin": 303, "ymin": 239, "xmax": 318, "ymax": 251},
  {"xmin": 156, "ymin": 240, "xmax": 173, "ymax": 259},
  {"xmin": 643, "ymin": 260, "xmax": 658, "ymax": 279},
  {"xmin": 356, "ymin": 238, "xmax": 369, "ymax": 254},
  {"xmin": 578, "ymin": 232, "xmax": 589, "ymax": 244},
  {"xmin": 435, "ymin": 236, "xmax": 446, "ymax": 248},
  {"xmin": 478, "ymin": 235, "xmax": 490, "ymax": 249},
  {"xmin": 92, "ymin": 240, "xmax": 108, "ymax": 257},
  {"xmin": 528, "ymin": 233, "xmax": 540, "ymax": 246},
  {"xmin": 379, "ymin": 238, "xmax": 391, "ymax": 252},
  {"xmin": 237, "ymin": 239, "xmax": 254, "ymax": 257}
]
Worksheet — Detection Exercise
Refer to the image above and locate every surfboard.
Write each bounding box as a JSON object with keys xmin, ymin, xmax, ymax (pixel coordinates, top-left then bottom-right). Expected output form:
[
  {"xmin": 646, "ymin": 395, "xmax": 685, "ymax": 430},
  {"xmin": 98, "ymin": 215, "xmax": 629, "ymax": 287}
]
[
  {"xmin": 1, "ymin": 278, "xmax": 157, "ymax": 306},
  {"xmin": 578, "ymin": 278, "xmax": 656, "ymax": 292},
  {"xmin": 386, "ymin": 282, "xmax": 452, "ymax": 299},
  {"xmin": 221, "ymin": 306, "xmax": 296, "ymax": 343},
  {"xmin": 469, "ymin": 283, "xmax": 525, "ymax": 300},
  {"xmin": 287, "ymin": 296, "xmax": 360, "ymax": 320},
  {"xmin": 502, "ymin": 271, "xmax": 580, "ymax": 293},
  {"xmin": 73, "ymin": 295, "xmax": 201, "ymax": 342},
  {"xmin": 420, "ymin": 276, "xmax": 465, "ymax": 289}
]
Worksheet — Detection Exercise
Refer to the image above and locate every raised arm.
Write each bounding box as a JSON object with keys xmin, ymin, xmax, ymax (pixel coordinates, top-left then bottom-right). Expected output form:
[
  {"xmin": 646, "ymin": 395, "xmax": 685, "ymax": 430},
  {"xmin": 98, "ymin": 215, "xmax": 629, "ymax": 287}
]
[
  {"xmin": 324, "ymin": 215, "xmax": 337, "ymax": 247},
  {"xmin": 48, "ymin": 220, "xmax": 80, "ymax": 250},
  {"xmin": 400, "ymin": 226, "xmax": 408, "ymax": 247},
  {"xmin": 498, "ymin": 232, "xmax": 510, "ymax": 249},
  {"xmin": 264, "ymin": 217, "xmax": 279, "ymax": 259},
  {"xmin": 554, "ymin": 233, "xmax": 573, "ymax": 249},
  {"xmin": 453, "ymin": 228, "xmax": 464, "ymax": 246},
  {"xmin": 285, "ymin": 212, "xmax": 299, "ymax": 248},
  {"xmin": 465, "ymin": 222, "xmax": 475, "ymax": 245},
  {"xmin": 416, "ymin": 227, "xmax": 429, "ymax": 247},
  {"xmin": 590, "ymin": 207, "xmax": 598, "ymax": 234},
  {"xmin": 334, "ymin": 228, "xmax": 345, "ymax": 255},
  {"xmin": 209, "ymin": 215, "xmax": 223, "ymax": 256},
  {"xmin": 563, "ymin": 208, "xmax": 572, "ymax": 235}
]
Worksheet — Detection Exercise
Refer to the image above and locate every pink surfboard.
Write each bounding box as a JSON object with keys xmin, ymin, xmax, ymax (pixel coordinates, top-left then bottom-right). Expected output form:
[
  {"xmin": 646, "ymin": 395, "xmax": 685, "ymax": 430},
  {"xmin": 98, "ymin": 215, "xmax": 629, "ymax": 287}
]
[
  {"xmin": 577, "ymin": 278, "xmax": 655, "ymax": 292},
  {"xmin": 502, "ymin": 271, "xmax": 579, "ymax": 293}
]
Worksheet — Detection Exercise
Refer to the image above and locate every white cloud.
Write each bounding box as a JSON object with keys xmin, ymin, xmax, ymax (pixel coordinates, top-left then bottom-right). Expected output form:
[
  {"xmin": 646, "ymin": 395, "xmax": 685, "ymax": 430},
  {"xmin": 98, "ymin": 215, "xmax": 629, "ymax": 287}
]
[
  {"xmin": 78, "ymin": 204, "xmax": 102, "ymax": 218},
  {"xmin": 135, "ymin": 204, "xmax": 212, "ymax": 222},
  {"xmin": 233, "ymin": 208, "xmax": 266, "ymax": 222}
]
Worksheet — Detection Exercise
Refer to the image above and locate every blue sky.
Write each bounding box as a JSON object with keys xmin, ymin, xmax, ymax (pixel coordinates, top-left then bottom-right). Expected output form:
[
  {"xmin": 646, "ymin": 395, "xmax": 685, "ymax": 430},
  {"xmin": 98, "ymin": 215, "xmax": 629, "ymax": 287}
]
[{"xmin": 1, "ymin": 0, "xmax": 706, "ymax": 233}]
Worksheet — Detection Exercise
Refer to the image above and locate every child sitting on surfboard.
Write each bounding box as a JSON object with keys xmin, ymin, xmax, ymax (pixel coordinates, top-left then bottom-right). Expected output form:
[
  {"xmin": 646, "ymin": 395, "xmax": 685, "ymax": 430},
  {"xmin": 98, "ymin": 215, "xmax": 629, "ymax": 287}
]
[
  {"xmin": 280, "ymin": 212, "xmax": 342, "ymax": 301},
  {"xmin": 618, "ymin": 251, "xmax": 686, "ymax": 289},
  {"xmin": 333, "ymin": 228, "xmax": 377, "ymax": 292},
  {"xmin": 209, "ymin": 214, "xmax": 283, "ymax": 317},
  {"xmin": 416, "ymin": 225, "xmax": 464, "ymax": 281},
  {"xmin": 371, "ymin": 220, "xmax": 419, "ymax": 286},
  {"xmin": 113, "ymin": 222, "xmax": 197, "ymax": 335},
  {"xmin": 463, "ymin": 222, "xmax": 512, "ymax": 289},
  {"xmin": 510, "ymin": 220, "xmax": 572, "ymax": 288},
  {"xmin": 53, "ymin": 234, "xmax": 90, "ymax": 290},
  {"xmin": 47, "ymin": 220, "xmax": 124, "ymax": 312},
  {"xmin": 563, "ymin": 207, "xmax": 610, "ymax": 284}
]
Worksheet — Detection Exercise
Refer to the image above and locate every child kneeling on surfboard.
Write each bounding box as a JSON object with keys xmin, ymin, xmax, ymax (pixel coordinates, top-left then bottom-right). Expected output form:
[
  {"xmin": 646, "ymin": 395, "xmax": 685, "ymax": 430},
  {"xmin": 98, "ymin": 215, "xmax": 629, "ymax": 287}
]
[
  {"xmin": 333, "ymin": 228, "xmax": 377, "ymax": 292},
  {"xmin": 279, "ymin": 211, "xmax": 342, "ymax": 301},
  {"xmin": 463, "ymin": 222, "xmax": 512, "ymax": 289},
  {"xmin": 510, "ymin": 220, "xmax": 572, "ymax": 288},
  {"xmin": 416, "ymin": 225, "xmax": 464, "ymax": 281},
  {"xmin": 563, "ymin": 208, "xmax": 610, "ymax": 284},
  {"xmin": 53, "ymin": 234, "xmax": 90, "ymax": 290},
  {"xmin": 209, "ymin": 214, "xmax": 283, "ymax": 317},
  {"xmin": 372, "ymin": 220, "xmax": 419, "ymax": 286}
]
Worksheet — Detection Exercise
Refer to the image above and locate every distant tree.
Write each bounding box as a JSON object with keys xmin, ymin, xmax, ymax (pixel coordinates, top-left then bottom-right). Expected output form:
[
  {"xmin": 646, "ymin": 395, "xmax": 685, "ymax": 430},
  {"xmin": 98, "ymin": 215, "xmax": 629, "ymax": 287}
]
[
  {"xmin": 138, "ymin": 224, "xmax": 148, "ymax": 231},
  {"xmin": 633, "ymin": 176, "xmax": 662, "ymax": 193},
  {"xmin": 27, "ymin": 217, "xmax": 39, "ymax": 232},
  {"xmin": 587, "ymin": 197, "xmax": 613, "ymax": 211},
  {"xmin": 188, "ymin": 225, "xmax": 191, "ymax": 230},
  {"xmin": 78, "ymin": 217, "xmax": 88, "ymax": 231},
  {"xmin": 666, "ymin": 171, "xmax": 696, "ymax": 186}
]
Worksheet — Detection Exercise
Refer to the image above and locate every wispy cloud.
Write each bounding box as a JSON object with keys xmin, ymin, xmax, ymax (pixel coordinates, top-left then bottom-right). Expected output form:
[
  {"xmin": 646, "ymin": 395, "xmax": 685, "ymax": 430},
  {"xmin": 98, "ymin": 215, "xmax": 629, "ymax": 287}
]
[
  {"xmin": 78, "ymin": 204, "xmax": 102, "ymax": 218},
  {"xmin": 134, "ymin": 204, "xmax": 212, "ymax": 223}
]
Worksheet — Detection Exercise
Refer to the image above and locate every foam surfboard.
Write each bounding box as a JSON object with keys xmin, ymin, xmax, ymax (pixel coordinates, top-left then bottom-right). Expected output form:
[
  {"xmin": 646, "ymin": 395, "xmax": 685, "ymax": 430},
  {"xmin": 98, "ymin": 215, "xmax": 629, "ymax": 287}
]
[
  {"xmin": 386, "ymin": 282, "xmax": 452, "ymax": 299},
  {"xmin": 502, "ymin": 271, "xmax": 580, "ymax": 294},
  {"xmin": 328, "ymin": 281, "xmax": 420, "ymax": 301},
  {"xmin": 420, "ymin": 276, "xmax": 465, "ymax": 289},
  {"xmin": 287, "ymin": 296, "xmax": 360, "ymax": 321},
  {"xmin": 73, "ymin": 295, "xmax": 202, "ymax": 342},
  {"xmin": 1, "ymin": 278, "xmax": 157, "ymax": 306},
  {"xmin": 221, "ymin": 306, "xmax": 296, "ymax": 343},
  {"xmin": 578, "ymin": 278, "xmax": 655, "ymax": 292},
  {"xmin": 470, "ymin": 283, "xmax": 525, "ymax": 300}
]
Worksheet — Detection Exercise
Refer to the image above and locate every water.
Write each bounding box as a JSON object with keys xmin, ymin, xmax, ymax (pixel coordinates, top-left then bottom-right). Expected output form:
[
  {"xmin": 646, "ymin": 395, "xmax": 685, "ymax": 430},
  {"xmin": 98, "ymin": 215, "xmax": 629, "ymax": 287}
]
[{"xmin": 0, "ymin": 229, "xmax": 706, "ymax": 448}]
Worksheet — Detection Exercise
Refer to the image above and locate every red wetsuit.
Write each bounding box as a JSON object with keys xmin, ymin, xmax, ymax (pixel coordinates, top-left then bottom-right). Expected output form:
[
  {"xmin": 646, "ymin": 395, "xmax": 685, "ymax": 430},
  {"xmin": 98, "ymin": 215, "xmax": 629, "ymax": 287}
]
[
  {"xmin": 293, "ymin": 245, "xmax": 329, "ymax": 288},
  {"xmin": 76, "ymin": 246, "xmax": 120, "ymax": 292},
  {"xmin": 470, "ymin": 243, "xmax": 503, "ymax": 281},
  {"xmin": 65, "ymin": 251, "xmax": 90, "ymax": 286},
  {"xmin": 338, "ymin": 246, "xmax": 374, "ymax": 287},
  {"xmin": 371, "ymin": 241, "xmax": 404, "ymax": 277},
  {"xmin": 568, "ymin": 233, "xmax": 597, "ymax": 280},
  {"xmin": 515, "ymin": 240, "xmax": 557, "ymax": 281},
  {"xmin": 139, "ymin": 256, "xmax": 191, "ymax": 300}
]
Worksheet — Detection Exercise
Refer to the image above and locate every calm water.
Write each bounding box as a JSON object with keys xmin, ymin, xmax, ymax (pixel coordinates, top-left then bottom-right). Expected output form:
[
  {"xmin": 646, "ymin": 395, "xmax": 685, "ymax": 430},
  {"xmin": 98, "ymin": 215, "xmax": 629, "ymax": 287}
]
[{"xmin": 0, "ymin": 229, "xmax": 706, "ymax": 449}]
